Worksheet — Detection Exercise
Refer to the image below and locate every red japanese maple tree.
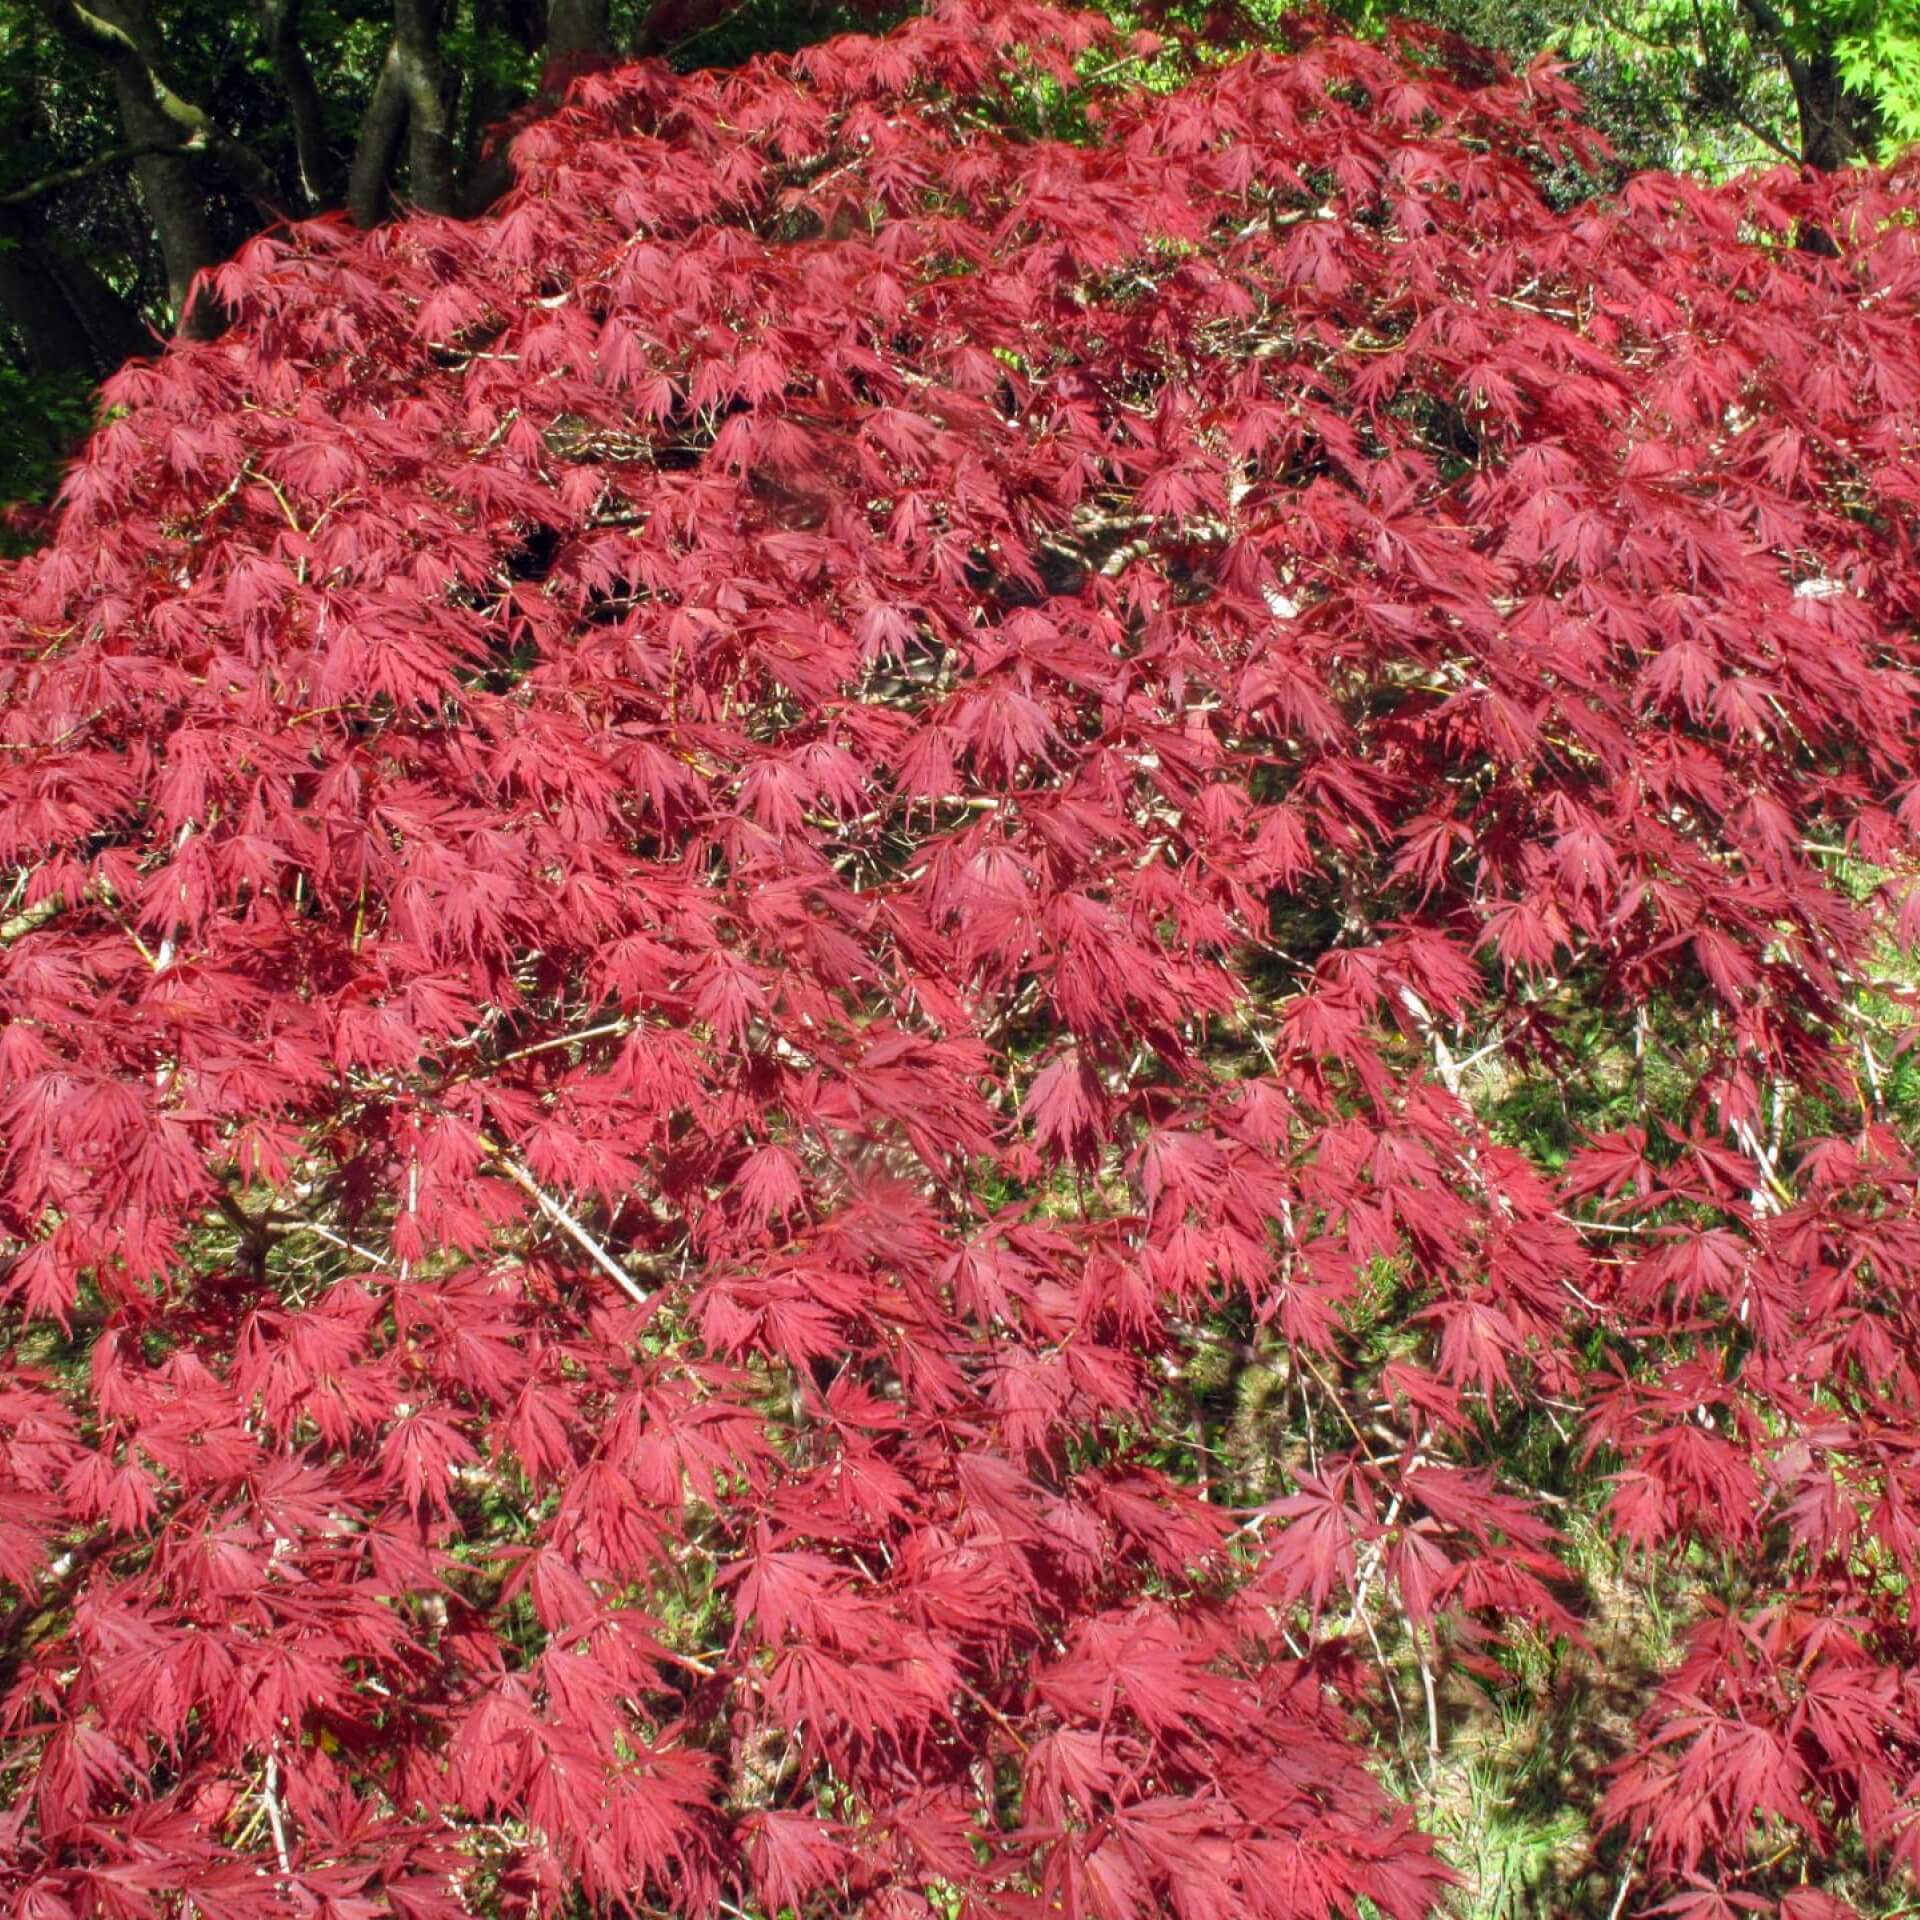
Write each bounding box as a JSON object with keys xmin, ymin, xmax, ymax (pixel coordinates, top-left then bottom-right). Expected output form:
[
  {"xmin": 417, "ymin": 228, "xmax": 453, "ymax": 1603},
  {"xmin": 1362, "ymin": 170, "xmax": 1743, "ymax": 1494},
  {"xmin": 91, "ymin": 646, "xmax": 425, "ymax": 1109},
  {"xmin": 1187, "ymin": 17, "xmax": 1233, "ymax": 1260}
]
[{"xmin": 4, "ymin": 5, "xmax": 1920, "ymax": 1916}]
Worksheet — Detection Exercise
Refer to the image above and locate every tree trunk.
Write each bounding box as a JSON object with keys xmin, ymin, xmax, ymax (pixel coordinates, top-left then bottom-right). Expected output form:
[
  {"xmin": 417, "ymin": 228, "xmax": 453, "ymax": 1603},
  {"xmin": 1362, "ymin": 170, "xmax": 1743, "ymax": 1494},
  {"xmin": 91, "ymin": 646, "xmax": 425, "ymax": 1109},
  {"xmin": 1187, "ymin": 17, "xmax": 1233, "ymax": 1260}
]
[
  {"xmin": 38, "ymin": 0, "xmax": 287, "ymax": 337},
  {"xmin": 456, "ymin": 0, "xmax": 528, "ymax": 215},
  {"xmin": 1738, "ymin": 0, "xmax": 1880, "ymax": 172},
  {"xmin": 1788, "ymin": 43, "xmax": 1878, "ymax": 170},
  {"xmin": 256, "ymin": 0, "xmax": 338, "ymax": 207},
  {"xmin": 349, "ymin": 0, "xmax": 458, "ymax": 222},
  {"xmin": 117, "ymin": 93, "xmax": 223, "ymax": 336},
  {"xmin": 55, "ymin": 0, "xmax": 221, "ymax": 328},
  {"xmin": 396, "ymin": 0, "xmax": 457, "ymax": 215},
  {"xmin": 347, "ymin": 47, "xmax": 410, "ymax": 227},
  {"xmin": 547, "ymin": 0, "xmax": 610, "ymax": 56},
  {"xmin": 0, "ymin": 210, "xmax": 151, "ymax": 378}
]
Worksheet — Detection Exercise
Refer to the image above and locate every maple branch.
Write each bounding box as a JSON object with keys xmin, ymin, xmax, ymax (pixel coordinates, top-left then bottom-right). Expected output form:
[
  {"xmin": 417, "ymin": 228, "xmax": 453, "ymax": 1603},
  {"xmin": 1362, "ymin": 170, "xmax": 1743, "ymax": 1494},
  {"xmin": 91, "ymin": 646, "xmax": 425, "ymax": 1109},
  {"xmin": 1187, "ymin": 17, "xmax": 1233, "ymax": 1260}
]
[
  {"xmin": 213, "ymin": 1189, "xmax": 275, "ymax": 1275},
  {"xmin": 261, "ymin": 1749, "xmax": 292, "ymax": 1873},
  {"xmin": 497, "ymin": 1017, "xmax": 636, "ymax": 1063},
  {"xmin": 1849, "ymin": 1007, "xmax": 1887, "ymax": 1120},
  {"xmin": 1414, "ymin": 1633, "xmax": 1441, "ymax": 1780},
  {"xmin": 0, "ymin": 140, "xmax": 193, "ymax": 207},
  {"xmin": 954, "ymin": 1674, "xmax": 1029, "ymax": 1752},
  {"xmin": 1343, "ymin": 1427, "xmax": 1434, "ymax": 1633},
  {"xmin": 1295, "ymin": 1349, "xmax": 1383, "ymax": 1467},
  {"xmin": 1729, "ymin": 1114, "xmax": 1793, "ymax": 1213},
  {"xmin": 1606, "ymin": 1845, "xmax": 1641, "ymax": 1920},
  {"xmin": 293, "ymin": 1220, "xmax": 394, "ymax": 1270},
  {"xmin": 213, "ymin": 1173, "xmax": 398, "ymax": 1276},
  {"xmin": 0, "ymin": 894, "xmax": 64, "ymax": 944},
  {"xmin": 1724, "ymin": 103, "xmax": 1802, "ymax": 166},
  {"xmin": 492, "ymin": 1152, "xmax": 656, "ymax": 1311},
  {"xmin": 1397, "ymin": 987, "xmax": 1463, "ymax": 1097},
  {"xmin": 0, "ymin": 1532, "xmax": 120, "ymax": 1692}
]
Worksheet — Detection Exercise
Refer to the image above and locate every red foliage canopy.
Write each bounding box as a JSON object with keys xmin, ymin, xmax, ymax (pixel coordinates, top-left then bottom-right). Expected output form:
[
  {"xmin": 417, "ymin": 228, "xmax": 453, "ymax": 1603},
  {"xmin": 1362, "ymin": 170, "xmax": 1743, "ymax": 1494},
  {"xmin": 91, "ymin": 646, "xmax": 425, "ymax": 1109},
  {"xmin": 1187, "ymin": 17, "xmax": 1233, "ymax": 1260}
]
[{"xmin": 4, "ymin": 5, "xmax": 1920, "ymax": 1915}]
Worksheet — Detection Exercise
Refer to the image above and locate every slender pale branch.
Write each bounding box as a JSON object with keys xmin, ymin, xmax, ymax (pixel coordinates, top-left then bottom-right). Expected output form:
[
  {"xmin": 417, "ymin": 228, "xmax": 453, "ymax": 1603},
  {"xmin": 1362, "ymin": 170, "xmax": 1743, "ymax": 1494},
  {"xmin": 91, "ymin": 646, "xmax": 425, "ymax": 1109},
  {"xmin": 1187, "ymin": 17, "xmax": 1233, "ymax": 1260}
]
[{"xmin": 492, "ymin": 1152, "xmax": 656, "ymax": 1311}]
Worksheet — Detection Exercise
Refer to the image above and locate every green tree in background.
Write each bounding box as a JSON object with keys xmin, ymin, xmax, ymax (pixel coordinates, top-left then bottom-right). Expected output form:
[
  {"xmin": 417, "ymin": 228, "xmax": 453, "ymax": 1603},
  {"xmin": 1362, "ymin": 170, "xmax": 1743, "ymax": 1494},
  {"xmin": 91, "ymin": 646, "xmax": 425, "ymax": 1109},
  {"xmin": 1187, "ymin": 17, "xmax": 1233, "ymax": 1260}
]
[{"xmin": 1328, "ymin": 0, "xmax": 1920, "ymax": 174}]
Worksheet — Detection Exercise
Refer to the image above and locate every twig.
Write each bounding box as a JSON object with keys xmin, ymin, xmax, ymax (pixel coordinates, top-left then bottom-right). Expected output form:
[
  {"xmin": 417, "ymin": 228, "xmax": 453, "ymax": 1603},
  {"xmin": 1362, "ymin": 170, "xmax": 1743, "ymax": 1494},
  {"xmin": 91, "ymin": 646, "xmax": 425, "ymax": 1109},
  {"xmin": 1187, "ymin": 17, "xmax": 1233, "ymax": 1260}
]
[
  {"xmin": 284, "ymin": 1218, "xmax": 393, "ymax": 1271},
  {"xmin": 492, "ymin": 1152, "xmax": 654, "ymax": 1311},
  {"xmin": 1606, "ymin": 1842, "xmax": 1640, "ymax": 1920},
  {"xmin": 1730, "ymin": 1115, "xmax": 1793, "ymax": 1213},
  {"xmin": 262, "ymin": 1749, "xmax": 291, "ymax": 1874},
  {"xmin": 955, "ymin": 1674, "xmax": 1030, "ymax": 1753},
  {"xmin": 498, "ymin": 1017, "xmax": 635, "ymax": 1063},
  {"xmin": 1296, "ymin": 1348, "xmax": 1384, "ymax": 1466},
  {"xmin": 1344, "ymin": 1427, "xmax": 1434, "ymax": 1632},
  {"xmin": 1416, "ymin": 1634, "xmax": 1441, "ymax": 1780}
]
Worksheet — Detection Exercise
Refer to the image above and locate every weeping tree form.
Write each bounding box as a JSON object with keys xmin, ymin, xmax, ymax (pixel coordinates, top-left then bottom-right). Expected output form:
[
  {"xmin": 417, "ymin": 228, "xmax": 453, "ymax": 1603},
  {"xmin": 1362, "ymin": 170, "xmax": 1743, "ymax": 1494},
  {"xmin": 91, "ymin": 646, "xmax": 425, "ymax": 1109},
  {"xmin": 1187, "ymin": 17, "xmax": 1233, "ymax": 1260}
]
[{"xmin": 4, "ymin": 5, "xmax": 1920, "ymax": 1917}]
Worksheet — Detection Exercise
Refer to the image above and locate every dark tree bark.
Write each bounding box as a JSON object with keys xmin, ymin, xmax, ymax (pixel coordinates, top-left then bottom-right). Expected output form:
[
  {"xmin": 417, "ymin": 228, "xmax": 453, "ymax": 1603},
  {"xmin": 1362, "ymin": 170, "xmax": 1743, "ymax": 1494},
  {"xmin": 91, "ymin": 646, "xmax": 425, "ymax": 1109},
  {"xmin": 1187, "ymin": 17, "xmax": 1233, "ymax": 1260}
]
[
  {"xmin": 1737, "ymin": 0, "xmax": 1880, "ymax": 170},
  {"xmin": 1786, "ymin": 43, "xmax": 1877, "ymax": 171},
  {"xmin": 547, "ymin": 0, "xmax": 611, "ymax": 57},
  {"xmin": 0, "ymin": 209, "xmax": 150, "ymax": 378},
  {"xmin": 396, "ymin": 0, "xmax": 457, "ymax": 216},
  {"xmin": 38, "ymin": 0, "xmax": 285, "ymax": 336},
  {"xmin": 42, "ymin": 238, "xmax": 155, "ymax": 371},
  {"xmin": 256, "ymin": 0, "xmax": 338, "ymax": 207},
  {"xmin": 120, "ymin": 127, "xmax": 223, "ymax": 336},
  {"xmin": 39, "ymin": 2, "xmax": 286, "ymax": 211},
  {"xmin": 456, "ymin": 0, "xmax": 534, "ymax": 216},
  {"xmin": 348, "ymin": 0, "xmax": 457, "ymax": 224},
  {"xmin": 634, "ymin": 0, "xmax": 746, "ymax": 59},
  {"xmin": 0, "ymin": 217, "xmax": 107, "ymax": 377},
  {"xmin": 347, "ymin": 49, "xmax": 411, "ymax": 228},
  {"xmin": 0, "ymin": 140, "xmax": 182, "ymax": 209},
  {"xmin": 20, "ymin": 0, "xmax": 643, "ymax": 355}
]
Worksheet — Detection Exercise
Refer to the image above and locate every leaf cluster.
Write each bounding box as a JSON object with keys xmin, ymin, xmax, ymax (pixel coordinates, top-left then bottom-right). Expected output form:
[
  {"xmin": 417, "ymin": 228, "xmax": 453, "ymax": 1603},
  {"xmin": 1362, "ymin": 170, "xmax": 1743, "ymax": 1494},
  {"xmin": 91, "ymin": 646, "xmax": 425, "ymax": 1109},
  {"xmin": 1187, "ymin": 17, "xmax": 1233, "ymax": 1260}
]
[{"xmin": 1, "ymin": 8, "xmax": 1920, "ymax": 1919}]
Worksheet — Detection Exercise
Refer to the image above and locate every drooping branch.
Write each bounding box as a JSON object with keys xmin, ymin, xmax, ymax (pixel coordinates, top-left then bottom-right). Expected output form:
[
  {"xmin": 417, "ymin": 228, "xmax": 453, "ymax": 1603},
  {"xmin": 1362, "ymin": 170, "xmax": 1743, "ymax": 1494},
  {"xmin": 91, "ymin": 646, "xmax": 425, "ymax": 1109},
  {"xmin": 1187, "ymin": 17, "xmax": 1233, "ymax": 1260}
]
[{"xmin": 0, "ymin": 139, "xmax": 185, "ymax": 208}]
